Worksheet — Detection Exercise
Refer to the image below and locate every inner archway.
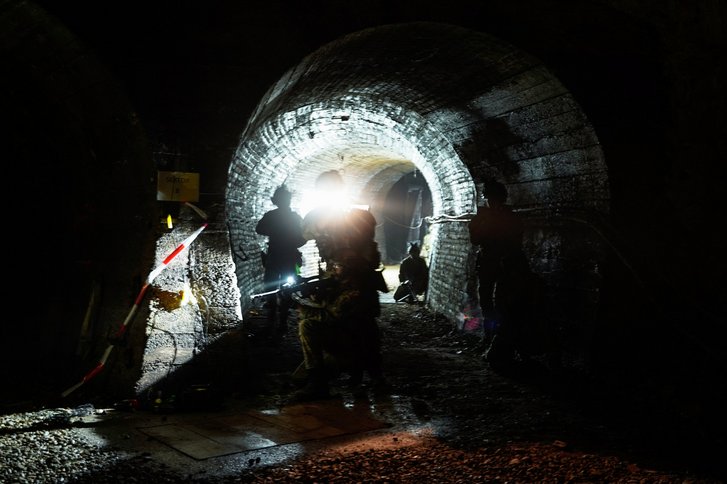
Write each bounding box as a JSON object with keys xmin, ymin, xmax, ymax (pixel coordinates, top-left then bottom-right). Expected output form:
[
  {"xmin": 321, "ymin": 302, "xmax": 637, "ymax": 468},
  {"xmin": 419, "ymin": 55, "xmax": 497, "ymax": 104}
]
[{"xmin": 226, "ymin": 22, "xmax": 608, "ymax": 339}]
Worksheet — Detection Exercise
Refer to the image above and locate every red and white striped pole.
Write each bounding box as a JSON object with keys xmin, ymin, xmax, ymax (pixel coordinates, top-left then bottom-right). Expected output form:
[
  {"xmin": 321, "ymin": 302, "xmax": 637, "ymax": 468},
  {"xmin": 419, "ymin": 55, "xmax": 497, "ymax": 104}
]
[{"xmin": 62, "ymin": 205, "xmax": 208, "ymax": 398}]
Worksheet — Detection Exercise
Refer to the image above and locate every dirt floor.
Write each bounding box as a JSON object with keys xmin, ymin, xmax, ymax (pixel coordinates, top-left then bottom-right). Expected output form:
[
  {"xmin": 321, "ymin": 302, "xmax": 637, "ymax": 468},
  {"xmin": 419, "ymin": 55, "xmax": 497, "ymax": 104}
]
[
  {"xmin": 232, "ymin": 301, "xmax": 726, "ymax": 482},
  {"xmin": 2, "ymin": 301, "xmax": 726, "ymax": 482}
]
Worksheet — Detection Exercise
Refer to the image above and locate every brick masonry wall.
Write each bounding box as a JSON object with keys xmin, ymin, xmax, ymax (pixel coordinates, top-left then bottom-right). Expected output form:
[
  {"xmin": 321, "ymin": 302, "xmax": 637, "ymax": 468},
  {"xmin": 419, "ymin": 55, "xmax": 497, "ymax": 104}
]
[{"xmin": 226, "ymin": 23, "xmax": 609, "ymax": 367}]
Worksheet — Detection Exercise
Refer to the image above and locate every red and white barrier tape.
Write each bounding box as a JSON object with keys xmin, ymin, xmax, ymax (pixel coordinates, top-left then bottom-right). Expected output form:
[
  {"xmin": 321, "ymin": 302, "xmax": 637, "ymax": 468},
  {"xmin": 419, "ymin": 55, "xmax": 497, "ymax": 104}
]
[{"xmin": 62, "ymin": 205, "xmax": 208, "ymax": 398}]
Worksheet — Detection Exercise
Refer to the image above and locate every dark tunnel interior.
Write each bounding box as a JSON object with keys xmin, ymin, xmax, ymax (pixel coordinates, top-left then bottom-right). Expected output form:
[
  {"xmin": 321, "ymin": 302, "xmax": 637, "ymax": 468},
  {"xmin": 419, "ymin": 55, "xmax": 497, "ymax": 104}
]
[
  {"xmin": 382, "ymin": 171, "xmax": 433, "ymax": 264},
  {"xmin": 1, "ymin": 1, "xmax": 725, "ymax": 463}
]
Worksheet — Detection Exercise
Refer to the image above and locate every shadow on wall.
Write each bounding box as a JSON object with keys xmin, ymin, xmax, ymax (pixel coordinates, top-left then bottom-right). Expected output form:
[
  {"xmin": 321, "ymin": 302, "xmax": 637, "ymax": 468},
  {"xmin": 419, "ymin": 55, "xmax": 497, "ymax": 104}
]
[{"xmin": 383, "ymin": 171, "xmax": 433, "ymax": 265}]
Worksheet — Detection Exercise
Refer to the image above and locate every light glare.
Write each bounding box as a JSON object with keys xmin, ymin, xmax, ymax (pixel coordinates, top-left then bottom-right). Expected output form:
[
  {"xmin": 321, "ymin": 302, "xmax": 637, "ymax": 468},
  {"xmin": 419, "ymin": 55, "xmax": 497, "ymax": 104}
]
[{"xmin": 298, "ymin": 185, "xmax": 350, "ymax": 217}]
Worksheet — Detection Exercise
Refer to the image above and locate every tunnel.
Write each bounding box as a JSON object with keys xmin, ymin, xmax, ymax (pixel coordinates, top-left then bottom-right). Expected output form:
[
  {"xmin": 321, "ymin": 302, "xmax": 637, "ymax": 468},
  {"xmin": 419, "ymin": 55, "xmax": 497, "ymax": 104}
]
[
  {"xmin": 2, "ymin": 0, "xmax": 725, "ymax": 438},
  {"xmin": 226, "ymin": 21, "xmax": 609, "ymax": 358}
]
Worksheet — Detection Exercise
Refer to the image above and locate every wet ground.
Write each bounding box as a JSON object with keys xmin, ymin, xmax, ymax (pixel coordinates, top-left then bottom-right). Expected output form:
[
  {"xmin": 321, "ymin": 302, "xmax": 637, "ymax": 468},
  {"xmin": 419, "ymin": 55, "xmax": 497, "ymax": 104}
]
[{"xmin": 2, "ymin": 302, "xmax": 726, "ymax": 482}]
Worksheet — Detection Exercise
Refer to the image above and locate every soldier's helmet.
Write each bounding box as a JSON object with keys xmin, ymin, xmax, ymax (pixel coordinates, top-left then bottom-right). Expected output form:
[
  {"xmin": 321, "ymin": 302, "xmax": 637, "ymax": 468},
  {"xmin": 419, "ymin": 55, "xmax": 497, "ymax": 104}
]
[
  {"xmin": 271, "ymin": 184, "xmax": 292, "ymax": 206},
  {"xmin": 315, "ymin": 170, "xmax": 344, "ymax": 191},
  {"xmin": 484, "ymin": 179, "xmax": 508, "ymax": 203}
]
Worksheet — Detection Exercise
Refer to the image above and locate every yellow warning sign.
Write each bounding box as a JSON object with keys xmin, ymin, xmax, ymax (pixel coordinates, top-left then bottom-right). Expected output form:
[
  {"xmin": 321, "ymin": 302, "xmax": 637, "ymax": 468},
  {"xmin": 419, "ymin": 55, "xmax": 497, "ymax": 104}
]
[{"xmin": 157, "ymin": 171, "xmax": 199, "ymax": 202}]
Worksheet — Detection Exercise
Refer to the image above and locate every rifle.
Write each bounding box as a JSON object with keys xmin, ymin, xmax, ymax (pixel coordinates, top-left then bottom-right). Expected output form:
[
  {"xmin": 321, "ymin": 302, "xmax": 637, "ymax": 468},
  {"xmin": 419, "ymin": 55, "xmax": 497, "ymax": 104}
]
[{"xmin": 250, "ymin": 275, "xmax": 334, "ymax": 303}]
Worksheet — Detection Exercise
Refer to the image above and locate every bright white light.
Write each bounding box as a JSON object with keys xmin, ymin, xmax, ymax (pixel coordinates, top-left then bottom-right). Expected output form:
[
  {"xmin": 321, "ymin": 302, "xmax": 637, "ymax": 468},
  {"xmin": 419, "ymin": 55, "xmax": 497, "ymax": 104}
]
[{"xmin": 298, "ymin": 184, "xmax": 351, "ymax": 217}]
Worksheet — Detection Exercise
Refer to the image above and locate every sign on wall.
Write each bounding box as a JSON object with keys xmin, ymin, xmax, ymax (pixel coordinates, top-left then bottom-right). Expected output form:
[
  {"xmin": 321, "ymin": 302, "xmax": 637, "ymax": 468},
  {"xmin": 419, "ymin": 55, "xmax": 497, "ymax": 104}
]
[{"xmin": 156, "ymin": 171, "xmax": 200, "ymax": 202}]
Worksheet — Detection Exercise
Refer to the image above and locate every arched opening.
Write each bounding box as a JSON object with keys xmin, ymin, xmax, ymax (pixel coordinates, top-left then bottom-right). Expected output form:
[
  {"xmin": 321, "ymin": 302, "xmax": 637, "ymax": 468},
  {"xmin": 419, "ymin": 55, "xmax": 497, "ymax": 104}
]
[
  {"xmin": 1, "ymin": 9, "xmax": 613, "ymax": 399},
  {"xmin": 379, "ymin": 170, "xmax": 433, "ymax": 302},
  {"xmin": 382, "ymin": 169, "xmax": 433, "ymax": 265},
  {"xmin": 226, "ymin": 22, "xmax": 609, "ymax": 347}
]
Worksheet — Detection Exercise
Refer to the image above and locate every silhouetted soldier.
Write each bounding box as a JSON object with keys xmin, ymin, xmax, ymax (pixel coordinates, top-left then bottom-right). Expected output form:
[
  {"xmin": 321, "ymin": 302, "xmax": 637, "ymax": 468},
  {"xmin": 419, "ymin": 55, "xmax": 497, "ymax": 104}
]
[
  {"xmin": 292, "ymin": 247, "xmax": 384, "ymax": 401},
  {"xmin": 255, "ymin": 185, "xmax": 306, "ymax": 337},
  {"xmin": 469, "ymin": 179, "xmax": 534, "ymax": 371},
  {"xmin": 395, "ymin": 242, "xmax": 429, "ymax": 303},
  {"xmin": 290, "ymin": 170, "xmax": 386, "ymax": 400},
  {"xmin": 302, "ymin": 170, "xmax": 381, "ymax": 275}
]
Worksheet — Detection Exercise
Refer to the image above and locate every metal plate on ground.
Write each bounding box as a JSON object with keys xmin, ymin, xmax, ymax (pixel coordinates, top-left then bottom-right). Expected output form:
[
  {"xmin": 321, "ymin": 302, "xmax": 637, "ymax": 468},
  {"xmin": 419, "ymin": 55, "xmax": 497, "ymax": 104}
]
[{"xmin": 138, "ymin": 400, "xmax": 389, "ymax": 460}]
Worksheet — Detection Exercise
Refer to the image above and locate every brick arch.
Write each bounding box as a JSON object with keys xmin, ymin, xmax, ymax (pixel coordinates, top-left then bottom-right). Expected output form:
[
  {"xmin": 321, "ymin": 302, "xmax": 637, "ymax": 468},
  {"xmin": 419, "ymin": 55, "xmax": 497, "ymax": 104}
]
[
  {"xmin": 228, "ymin": 98, "xmax": 472, "ymax": 310},
  {"xmin": 227, "ymin": 21, "xmax": 609, "ymax": 342}
]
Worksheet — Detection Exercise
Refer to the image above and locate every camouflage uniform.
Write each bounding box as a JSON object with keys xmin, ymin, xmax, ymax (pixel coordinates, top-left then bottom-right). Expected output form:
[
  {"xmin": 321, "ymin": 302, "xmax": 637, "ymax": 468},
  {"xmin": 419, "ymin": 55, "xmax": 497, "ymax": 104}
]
[
  {"xmin": 293, "ymin": 250, "xmax": 384, "ymax": 400},
  {"xmin": 292, "ymin": 171, "xmax": 386, "ymax": 400}
]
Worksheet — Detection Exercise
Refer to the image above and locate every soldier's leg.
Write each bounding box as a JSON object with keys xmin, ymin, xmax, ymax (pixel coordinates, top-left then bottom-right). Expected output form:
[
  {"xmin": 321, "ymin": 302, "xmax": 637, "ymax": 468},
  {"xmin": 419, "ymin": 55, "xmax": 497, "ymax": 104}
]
[
  {"xmin": 293, "ymin": 314, "xmax": 333, "ymax": 400},
  {"xmin": 359, "ymin": 317, "xmax": 385, "ymax": 386}
]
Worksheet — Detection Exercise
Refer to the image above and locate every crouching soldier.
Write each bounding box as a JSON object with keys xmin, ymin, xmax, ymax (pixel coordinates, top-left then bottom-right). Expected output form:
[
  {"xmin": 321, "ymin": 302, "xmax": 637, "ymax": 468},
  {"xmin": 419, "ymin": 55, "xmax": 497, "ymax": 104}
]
[{"xmin": 291, "ymin": 248, "xmax": 385, "ymax": 401}]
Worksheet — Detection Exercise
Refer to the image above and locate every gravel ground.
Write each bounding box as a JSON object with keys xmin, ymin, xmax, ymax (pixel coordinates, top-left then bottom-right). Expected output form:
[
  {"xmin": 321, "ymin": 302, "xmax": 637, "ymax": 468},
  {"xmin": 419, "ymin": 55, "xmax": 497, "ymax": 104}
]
[{"xmin": 1, "ymin": 303, "xmax": 725, "ymax": 483}]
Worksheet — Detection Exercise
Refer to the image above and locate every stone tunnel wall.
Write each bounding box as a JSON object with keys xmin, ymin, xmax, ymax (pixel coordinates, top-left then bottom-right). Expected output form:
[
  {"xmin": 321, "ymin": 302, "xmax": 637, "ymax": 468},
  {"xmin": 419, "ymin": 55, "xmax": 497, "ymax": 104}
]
[
  {"xmin": 135, "ymin": 201, "xmax": 242, "ymax": 397},
  {"xmin": 226, "ymin": 22, "xmax": 609, "ymax": 365}
]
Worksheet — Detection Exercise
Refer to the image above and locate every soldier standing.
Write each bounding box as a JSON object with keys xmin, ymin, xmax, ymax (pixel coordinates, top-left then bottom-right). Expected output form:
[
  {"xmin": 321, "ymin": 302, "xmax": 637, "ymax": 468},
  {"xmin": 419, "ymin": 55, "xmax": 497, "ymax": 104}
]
[
  {"xmin": 255, "ymin": 185, "xmax": 306, "ymax": 338},
  {"xmin": 291, "ymin": 171, "xmax": 387, "ymax": 401}
]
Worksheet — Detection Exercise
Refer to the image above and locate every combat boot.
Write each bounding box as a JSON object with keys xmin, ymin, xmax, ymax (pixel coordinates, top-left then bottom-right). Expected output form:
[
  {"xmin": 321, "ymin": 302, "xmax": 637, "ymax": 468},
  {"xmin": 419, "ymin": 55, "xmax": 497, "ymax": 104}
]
[{"xmin": 290, "ymin": 368, "xmax": 332, "ymax": 402}]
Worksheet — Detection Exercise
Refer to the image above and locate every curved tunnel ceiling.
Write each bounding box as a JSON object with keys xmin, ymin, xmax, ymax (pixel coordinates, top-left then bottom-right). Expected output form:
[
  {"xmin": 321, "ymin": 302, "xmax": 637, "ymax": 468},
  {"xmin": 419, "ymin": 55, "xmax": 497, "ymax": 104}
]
[{"xmin": 226, "ymin": 21, "xmax": 608, "ymax": 318}]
